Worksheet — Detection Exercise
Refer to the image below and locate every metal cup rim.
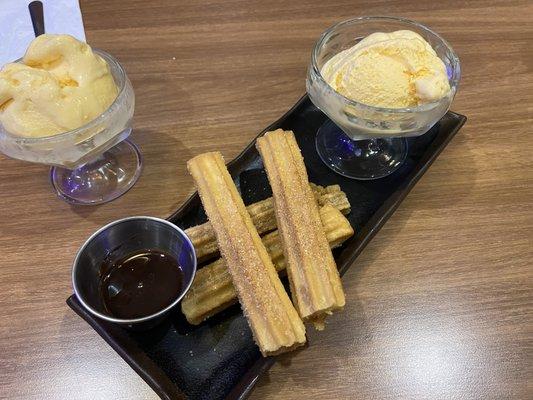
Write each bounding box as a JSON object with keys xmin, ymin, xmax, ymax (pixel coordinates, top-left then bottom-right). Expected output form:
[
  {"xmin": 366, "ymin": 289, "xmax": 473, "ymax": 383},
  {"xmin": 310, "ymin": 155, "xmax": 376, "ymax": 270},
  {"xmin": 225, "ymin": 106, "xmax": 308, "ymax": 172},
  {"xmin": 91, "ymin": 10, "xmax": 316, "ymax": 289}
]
[{"xmin": 71, "ymin": 216, "xmax": 197, "ymax": 325}]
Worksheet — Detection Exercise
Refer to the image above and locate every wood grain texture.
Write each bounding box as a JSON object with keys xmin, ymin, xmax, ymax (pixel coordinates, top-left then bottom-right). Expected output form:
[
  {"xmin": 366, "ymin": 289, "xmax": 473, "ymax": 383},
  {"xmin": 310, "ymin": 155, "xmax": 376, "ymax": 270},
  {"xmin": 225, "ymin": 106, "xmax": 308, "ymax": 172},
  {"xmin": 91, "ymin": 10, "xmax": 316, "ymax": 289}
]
[{"xmin": 0, "ymin": 1, "xmax": 531, "ymax": 399}]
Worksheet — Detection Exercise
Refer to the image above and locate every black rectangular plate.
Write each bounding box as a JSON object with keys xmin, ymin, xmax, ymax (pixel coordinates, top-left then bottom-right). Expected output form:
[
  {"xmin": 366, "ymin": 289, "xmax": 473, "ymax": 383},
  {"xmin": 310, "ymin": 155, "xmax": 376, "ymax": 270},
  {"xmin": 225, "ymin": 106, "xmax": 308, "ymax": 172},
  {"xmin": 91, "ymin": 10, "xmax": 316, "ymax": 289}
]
[{"xmin": 67, "ymin": 95, "xmax": 466, "ymax": 400}]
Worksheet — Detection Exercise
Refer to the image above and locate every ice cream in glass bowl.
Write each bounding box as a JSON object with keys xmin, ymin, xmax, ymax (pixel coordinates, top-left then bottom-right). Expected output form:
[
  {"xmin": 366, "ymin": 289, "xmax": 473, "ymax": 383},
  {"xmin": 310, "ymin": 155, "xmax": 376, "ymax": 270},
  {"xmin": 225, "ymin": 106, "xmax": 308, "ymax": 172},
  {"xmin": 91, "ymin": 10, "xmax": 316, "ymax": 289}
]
[
  {"xmin": 306, "ymin": 16, "xmax": 461, "ymax": 179},
  {"xmin": 0, "ymin": 34, "xmax": 139, "ymax": 205}
]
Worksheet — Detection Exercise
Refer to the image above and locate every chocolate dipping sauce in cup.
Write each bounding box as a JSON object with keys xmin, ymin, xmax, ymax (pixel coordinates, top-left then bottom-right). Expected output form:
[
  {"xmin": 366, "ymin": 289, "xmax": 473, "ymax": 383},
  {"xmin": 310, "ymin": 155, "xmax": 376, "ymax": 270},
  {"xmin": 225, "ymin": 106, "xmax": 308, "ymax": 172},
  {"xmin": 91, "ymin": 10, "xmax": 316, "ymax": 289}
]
[{"xmin": 72, "ymin": 216, "xmax": 197, "ymax": 330}]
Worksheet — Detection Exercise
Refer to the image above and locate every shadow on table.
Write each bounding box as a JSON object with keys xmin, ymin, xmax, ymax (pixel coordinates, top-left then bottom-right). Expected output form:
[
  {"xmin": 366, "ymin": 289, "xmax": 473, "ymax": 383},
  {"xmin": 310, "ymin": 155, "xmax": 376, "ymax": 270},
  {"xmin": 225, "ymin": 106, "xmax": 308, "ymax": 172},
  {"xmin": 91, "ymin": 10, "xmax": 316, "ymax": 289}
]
[{"xmin": 69, "ymin": 127, "xmax": 194, "ymax": 222}]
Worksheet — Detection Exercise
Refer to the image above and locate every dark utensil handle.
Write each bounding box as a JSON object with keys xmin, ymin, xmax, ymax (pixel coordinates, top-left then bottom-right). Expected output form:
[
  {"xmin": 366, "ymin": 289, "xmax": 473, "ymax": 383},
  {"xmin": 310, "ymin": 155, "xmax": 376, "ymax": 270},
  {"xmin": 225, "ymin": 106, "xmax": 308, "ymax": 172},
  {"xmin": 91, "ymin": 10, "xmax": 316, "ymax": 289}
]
[{"xmin": 29, "ymin": 1, "xmax": 45, "ymax": 37}]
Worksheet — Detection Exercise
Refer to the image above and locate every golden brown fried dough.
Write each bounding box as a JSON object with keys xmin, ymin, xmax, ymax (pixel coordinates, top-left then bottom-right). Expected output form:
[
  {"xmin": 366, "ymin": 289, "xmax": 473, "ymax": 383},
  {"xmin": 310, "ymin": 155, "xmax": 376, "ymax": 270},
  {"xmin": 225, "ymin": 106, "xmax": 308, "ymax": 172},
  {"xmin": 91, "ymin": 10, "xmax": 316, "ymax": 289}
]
[
  {"xmin": 185, "ymin": 184, "xmax": 350, "ymax": 262},
  {"xmin": 257, "ymin": 130, "xmax": 346, "ymax": 329},
  {"xmin": 187, "ymin": 152, "xmax": 306, "ymax": 356},
  {"xmin": 182, "ymin": 204, "xmax": 354, "ymax": 325}
]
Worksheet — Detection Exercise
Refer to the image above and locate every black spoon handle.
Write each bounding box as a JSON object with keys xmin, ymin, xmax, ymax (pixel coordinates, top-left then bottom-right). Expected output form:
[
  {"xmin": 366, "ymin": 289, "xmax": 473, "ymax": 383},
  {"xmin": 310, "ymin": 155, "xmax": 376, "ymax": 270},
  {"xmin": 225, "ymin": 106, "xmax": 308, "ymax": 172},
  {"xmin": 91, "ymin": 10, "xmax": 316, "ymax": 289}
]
[{"xmin": 29, "ymin": 1, "xmax": 45, "ymax": 37}]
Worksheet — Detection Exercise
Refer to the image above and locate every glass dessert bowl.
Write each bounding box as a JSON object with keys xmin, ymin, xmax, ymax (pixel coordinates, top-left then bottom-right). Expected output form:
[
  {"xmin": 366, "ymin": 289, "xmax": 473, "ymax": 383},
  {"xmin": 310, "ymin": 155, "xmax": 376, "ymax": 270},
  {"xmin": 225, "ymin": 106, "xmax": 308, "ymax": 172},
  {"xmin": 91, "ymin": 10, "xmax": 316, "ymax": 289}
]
[
  {"xmin": 306, "ymin": 16, "xmax": 461, "ymax": 179},
  {"xmin": 0, "ymin": 50, "xmax": 140, "ymax": 205}
]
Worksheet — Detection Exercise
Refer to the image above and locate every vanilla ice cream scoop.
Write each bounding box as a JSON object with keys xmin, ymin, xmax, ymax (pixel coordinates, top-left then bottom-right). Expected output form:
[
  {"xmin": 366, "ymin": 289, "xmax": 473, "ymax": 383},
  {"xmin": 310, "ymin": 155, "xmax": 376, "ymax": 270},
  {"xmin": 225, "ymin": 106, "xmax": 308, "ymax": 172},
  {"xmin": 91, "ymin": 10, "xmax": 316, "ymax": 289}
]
[
  {"xmin": 321, "ymin": 30, "xmax": 450, "ymax": 108},
  {"xmin": 0, "ymin": 34, "xmax": 118, "ymax": 137}
]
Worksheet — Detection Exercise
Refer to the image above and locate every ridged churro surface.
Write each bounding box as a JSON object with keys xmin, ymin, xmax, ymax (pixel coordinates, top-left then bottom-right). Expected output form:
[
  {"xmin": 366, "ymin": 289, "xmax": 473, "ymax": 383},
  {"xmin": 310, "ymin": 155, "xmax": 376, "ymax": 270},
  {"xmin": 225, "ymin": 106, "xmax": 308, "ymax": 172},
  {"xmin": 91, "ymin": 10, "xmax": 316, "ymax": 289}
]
[
  {"xmin": 182, "ymin": 204, "xmax": 354, "ymax": 325},
  {"xmin": 187, "ymin": 152, "xmax": 306, "ymax": 356},
  {"xmin": 185, "ymin": 184, "xmax": 350, "ymax": 262},
  {"xmin": 257, "ymin": 130, "xmax": 346, "ymax": 327}
]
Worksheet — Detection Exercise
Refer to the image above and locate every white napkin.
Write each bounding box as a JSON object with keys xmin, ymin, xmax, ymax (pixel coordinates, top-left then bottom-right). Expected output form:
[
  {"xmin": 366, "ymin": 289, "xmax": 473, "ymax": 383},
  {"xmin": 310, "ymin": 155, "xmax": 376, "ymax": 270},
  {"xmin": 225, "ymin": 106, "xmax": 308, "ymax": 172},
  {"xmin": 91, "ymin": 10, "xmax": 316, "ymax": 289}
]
[{"xmin": 0, "ymin": 0, "xmax": 86, "ymax": 65}]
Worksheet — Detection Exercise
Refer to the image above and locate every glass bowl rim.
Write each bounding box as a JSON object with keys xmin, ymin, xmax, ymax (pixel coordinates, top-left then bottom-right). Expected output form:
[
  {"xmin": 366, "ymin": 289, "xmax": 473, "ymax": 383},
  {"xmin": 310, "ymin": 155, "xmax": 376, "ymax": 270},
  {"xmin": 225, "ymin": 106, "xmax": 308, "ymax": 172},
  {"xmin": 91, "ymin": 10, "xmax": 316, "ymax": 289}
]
[
  {"xmin": 0, "ymin": 49, "xmax": 128, "ymax": 143},
  {"xmin": 309, "ymin": 15, "xmax": 461, "ymax": 114}
]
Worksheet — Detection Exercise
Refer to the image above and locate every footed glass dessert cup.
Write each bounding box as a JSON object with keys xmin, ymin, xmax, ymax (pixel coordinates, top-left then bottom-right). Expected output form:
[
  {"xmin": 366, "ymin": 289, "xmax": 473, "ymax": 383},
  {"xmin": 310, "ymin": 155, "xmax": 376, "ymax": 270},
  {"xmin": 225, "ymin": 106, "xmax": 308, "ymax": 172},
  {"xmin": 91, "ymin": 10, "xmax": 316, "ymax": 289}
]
[
  {"xmin": 0, "ymin": 50, "xmax": 140, "ymax": 205},
  {"xmin": 306, "ymin": 16, "xmax": 461, "ymax": 180}
]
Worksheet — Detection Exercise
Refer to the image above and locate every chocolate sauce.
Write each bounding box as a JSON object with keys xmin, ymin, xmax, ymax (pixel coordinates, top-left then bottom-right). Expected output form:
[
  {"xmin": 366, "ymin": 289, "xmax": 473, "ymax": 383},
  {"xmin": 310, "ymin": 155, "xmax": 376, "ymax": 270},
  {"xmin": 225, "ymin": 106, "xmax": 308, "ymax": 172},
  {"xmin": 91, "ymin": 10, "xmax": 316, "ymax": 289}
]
[{"xmin": 100, "ymin": 249, "xmax": 184, "ymax": 319}]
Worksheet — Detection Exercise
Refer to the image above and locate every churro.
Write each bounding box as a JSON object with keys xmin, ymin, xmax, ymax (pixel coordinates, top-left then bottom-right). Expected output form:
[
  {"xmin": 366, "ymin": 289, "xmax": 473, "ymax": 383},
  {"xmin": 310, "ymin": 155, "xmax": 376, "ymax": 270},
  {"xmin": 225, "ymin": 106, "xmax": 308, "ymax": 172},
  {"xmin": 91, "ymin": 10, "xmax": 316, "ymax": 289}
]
[
  {"xmin": 187, "ymin": 152, "xmax": 306, "ymax": 356},
  {"xmin": 185, "ymin": 184, "xmax": 350, "ymax": 262},
  {"xmin": 182, "ymin": 204, "xmax": 354, "ymax": 325},
  {"xmin": 257, "ymin": 130, "xmax": 345, "ymax": 328}
]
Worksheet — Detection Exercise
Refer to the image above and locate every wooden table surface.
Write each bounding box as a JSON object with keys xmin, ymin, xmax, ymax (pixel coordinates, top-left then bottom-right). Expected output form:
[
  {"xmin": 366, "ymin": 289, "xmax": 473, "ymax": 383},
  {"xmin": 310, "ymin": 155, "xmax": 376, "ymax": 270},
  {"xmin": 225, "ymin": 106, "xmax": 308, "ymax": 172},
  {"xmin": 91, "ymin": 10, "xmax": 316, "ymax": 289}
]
[{"xmin": 1, "ymin": 0, "xmax": 532, "ymax": 399}]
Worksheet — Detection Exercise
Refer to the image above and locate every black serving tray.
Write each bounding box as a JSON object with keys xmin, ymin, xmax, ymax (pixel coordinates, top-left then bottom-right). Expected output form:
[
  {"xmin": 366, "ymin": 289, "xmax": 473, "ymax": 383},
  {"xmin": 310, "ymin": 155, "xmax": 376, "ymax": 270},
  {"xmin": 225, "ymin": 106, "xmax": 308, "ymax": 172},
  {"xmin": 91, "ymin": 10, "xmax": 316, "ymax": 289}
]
[{"xmin": 67, "ymin": 94, "xmax": 466, "ymax": 400}]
